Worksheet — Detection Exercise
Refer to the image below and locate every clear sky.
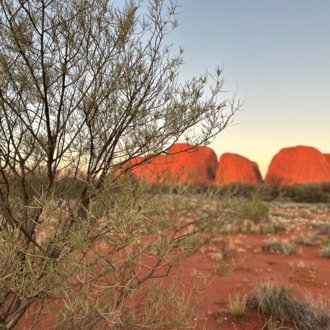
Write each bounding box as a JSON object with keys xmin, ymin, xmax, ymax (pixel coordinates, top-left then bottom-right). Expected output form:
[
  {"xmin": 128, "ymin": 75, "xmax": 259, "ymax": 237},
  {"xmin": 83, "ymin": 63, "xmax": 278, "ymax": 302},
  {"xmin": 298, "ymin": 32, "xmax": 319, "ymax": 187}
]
[{"xmin": 170, "ymin": 1, "xmax": 330, "ymax": 176}]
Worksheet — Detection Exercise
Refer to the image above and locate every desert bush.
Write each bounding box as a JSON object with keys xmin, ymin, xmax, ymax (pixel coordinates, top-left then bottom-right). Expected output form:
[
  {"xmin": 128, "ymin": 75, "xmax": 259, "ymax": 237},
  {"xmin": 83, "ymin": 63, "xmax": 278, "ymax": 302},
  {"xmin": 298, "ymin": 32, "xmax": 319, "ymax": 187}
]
[
  {"xmin": 221, "ymin": 196, "xmax": 269, "ymax": 222},
  {"xmin": 262, "ymin": 239, "xmax": 295, "ymax": 255},
  {"xmin": 280, "ymin": 184, "xmax": 329, "ymax": 203},
  {"xmin": 289, "ymin": 259, "xmax": 307, "ymax": 272},
  {"xmin": 219, "ymin": 183, "xmax": 259, "ymax": 198},
  {"xmin": 294, "ymin": 233, "xmax": 319, "ymax": 246},
  {"xmin": 254, "ymin": 283, "xmax": 293, "ymax": 321},
  {"xmin": 237, "ymin": 184, "xmax": 330, "ymax": 203},
  {"xmin": 240, "ymin": 198, "xmax": 269, "ymax": 222},
  {"xmin": 1, "ymin": 179, "xmax": 219, "ymax": 329},
  {"xmin": 316, "ymin": 223, "xmax": 330, "ymax": 236},
  {"xmin": 250, "ymin": 282, "xmax": 330, "ymax": 330},
  {"xmin": 320, "ymin": 245, "xmax": 330, "ymax": 258},
  {"xmin": 0, "ymin": 0, "xmax": 240, "ymax": 327}
]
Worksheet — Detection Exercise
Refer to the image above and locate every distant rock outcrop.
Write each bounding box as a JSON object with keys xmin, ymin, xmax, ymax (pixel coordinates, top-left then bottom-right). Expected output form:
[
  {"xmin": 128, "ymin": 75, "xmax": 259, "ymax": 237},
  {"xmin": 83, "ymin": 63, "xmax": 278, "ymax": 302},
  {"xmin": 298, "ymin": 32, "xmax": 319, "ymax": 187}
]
[
  {"xmin": 324, "ymin": 154, "xmax": 330, "ymax": 166},
  {"xmin": 215, "ymin": 153, "xmax": 262, "ymax": 185},
  {"xmin": 132, "ymin": 143, "xmax": 218, "ymax": 184},
  {"xmin": 265, "ymin": 146, "xmax": 330, "ymax": 185}
]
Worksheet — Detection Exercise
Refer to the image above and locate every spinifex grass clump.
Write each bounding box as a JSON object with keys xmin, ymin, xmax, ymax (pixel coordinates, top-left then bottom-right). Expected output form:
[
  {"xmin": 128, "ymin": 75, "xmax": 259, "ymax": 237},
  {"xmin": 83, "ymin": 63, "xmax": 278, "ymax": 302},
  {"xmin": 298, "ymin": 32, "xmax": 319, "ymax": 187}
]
[
  {"xmin": 320, "ymin": 245, "xmax": 330, "ymax": 258},
  {"xmin": 262, "ymin": 239, "xmax": 295, "ymax": 255},
  {"xmin": 249, "ymin": 283, "xmax": 330, "ymax": 330},
  {"xmin": 227, "ymin": 293, "xmax": 247, "ymax": 316},
  {"xmin": 294, "ymin": 233, "xmax": 319, "ymax": 246},
  {"xmin": 240, "ymin": 198, "xmax": 269, "ymax": 222}
]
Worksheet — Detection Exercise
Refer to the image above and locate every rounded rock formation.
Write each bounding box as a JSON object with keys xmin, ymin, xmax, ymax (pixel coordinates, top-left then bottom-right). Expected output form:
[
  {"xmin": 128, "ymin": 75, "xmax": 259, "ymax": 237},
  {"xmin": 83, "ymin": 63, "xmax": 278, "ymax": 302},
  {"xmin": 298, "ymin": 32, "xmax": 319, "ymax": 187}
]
[
  {"xmin": 215, "ymin": 153, "xmax": 262, "ymax": 185},
  {"xmin": 265, "ymin": 146, "xmax": 330, "ymax": 186},
  {"xmin": 324, "ymin": 153, "xmax": 330, "ymax": 166},
  {"xmin": 132, "ymin": 143, "xmax": 218, "ymax": 184}
]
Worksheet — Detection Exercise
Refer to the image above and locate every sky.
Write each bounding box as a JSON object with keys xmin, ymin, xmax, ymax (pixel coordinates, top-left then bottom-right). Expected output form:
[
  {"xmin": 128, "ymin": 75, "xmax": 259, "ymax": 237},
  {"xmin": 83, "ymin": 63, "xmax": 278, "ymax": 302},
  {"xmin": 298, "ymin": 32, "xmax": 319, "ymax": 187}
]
[{"xmin": 170, "ymin": 1, "xmax": 330, "ymax": 176}]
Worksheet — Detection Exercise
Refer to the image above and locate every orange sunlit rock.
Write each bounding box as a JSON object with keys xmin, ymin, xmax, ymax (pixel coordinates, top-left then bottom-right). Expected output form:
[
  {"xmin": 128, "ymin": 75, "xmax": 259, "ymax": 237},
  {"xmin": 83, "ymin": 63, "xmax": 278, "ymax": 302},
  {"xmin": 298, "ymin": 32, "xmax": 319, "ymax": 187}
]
[
  {"xmin": 324, "ymin": 153, "xmax": 330, "ymax": 166},
  {"xmin": 132, "ymin": 143, "xmax": 218, "ymax": 184},
  {"xmin": 113, "ymin": 156, "xmax": 144, "ymax": 178},
  {"xmin": 132, "ymin": 155, "xmax": 169, "ymax": 183},
  {"xmin": 265, "ymin": 146, "xmax": 330, "ymax": 186},
  {"xmin": 215, "ymin": 153, "xmax": 262, "ymax": 185}
]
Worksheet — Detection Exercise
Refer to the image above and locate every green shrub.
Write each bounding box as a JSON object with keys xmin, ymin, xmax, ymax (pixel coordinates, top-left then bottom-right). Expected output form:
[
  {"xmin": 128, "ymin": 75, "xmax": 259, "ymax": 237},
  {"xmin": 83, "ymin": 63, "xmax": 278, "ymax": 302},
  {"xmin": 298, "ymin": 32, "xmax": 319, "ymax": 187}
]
[
  {"xmin": 240, "ymin": 198, "xmax": 269, "ymax": 222},
  {"xmin": 282, "ymin": 184, "xmax": 329, "ymax": 203}
]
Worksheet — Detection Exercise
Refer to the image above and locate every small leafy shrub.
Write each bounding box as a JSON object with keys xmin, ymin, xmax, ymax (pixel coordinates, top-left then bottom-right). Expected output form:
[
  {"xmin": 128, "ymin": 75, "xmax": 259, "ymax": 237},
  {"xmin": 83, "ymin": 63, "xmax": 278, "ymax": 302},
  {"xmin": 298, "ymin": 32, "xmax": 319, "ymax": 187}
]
[
  {"xmin": 240, "ymin": 198, "xmax": 269, "ymax": 222},
  {"xmin": 262, "ymin": 239, "xmax": 295, "ymax": 255}
]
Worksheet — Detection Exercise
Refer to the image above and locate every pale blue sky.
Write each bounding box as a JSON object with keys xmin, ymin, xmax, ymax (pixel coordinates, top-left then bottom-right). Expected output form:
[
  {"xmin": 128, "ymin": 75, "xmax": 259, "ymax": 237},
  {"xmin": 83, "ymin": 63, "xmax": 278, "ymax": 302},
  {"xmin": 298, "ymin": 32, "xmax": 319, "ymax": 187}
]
[{"xmin": 171, "ymin": 1, "xmax": 330, "ymax": 176}]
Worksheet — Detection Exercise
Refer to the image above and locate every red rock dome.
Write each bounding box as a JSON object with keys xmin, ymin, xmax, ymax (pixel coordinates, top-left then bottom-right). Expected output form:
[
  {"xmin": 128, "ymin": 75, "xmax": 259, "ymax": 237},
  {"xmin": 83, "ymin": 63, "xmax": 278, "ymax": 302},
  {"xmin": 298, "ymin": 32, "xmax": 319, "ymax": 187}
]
[
  {"xmin": 132, "ymin": 143, "xmax": 218, "ymax": 184},
  {"xmin": 265, "ymin": 146, "xmax": 330, "ymax": 186},
  {"xmin": 167, "ymin": 143, "xmax": 218, "ymax": 183},
  {"xmin": 132, "ymin": 155, "xmax": 169, "ymax": 183},
  {"xmin": 324, "ymin": 154, "xmax": 330, "ymax": 165},
  {"xmin": 215, "ymin": 153, "xmax": 262, "ymax": 185}
]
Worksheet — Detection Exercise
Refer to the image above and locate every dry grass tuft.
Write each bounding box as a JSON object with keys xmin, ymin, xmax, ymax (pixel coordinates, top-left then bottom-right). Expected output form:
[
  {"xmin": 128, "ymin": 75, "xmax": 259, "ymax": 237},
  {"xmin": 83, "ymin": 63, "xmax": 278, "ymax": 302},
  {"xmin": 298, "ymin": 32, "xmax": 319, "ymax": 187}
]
[
  {"xmin": 262, "ymin": 239, "xmax": 295, "ymax": 255},
  {"xmin": 249, "ymin": 282, "xmax": 330, "ymax": 330}
]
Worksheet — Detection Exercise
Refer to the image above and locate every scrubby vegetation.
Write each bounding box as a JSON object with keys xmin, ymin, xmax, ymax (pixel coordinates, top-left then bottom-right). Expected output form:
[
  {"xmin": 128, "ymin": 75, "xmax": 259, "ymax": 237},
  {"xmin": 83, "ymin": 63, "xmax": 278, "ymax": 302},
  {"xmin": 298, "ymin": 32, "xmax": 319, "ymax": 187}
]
[
  {"xmin": 262, "ymin": 239, "xmax": 296, "ymax": 255},
  {"xmin": 249, "ymin": 283, "xmax": 330, "ymax": 330},
  {"xmin": 320, "ymin": 245, "xmax": 330, "ymax": 258},
  {"xmin": 227, "ymin": 293, "xmax": 247, "ymax": 316}
]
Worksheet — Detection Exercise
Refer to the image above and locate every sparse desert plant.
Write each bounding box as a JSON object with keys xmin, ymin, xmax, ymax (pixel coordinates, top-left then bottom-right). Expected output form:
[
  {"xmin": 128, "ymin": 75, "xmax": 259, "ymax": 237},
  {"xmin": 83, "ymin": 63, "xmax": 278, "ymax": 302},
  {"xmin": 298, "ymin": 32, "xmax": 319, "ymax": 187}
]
[
  {"xmin": 254, "ymin": 283, "xmax": 292, "ymax": 321},
  {"xmin": 320, "ymin": 245, "xmax": 330, "ymax": 258},
  {"xmin": 258, "ymin": 221, "xmax": 287, "ymax": 234},
  {"xmin": 215, "ymin": 260, "xmax": 231, "ymax": 275},
  {"xmin": 219, "ymin": 195, "xmax": 269, "ymax": 227},
  {"xmin": 262, "ymin": 239, "xmax": 295, "ymax": 255},
  {"xmin": 123, "ymin": 282, "xmax": 195, "ymax": 329},
  {"xmin": 294, "ymin": 233, "xmax": 319, "ymax": 246},
  {"xmin": 240, "ymin": 198, "xmax": 269, "ymax": 222},
  {"xmin": 227, "ymin": 293, "xmax": 247, "ymax": 316},
  {"xmin": 317, "ymin": 223, "xmax": 330, "ymax": 236},
  {"xmin": 264, "ymin": 316, "xmax": 280, "ymax": 330},
  {"xmin": 289, "ymin": 259, "xmax": 307, "ymax": 272},
  {"xmin": 282, "ymin": 184, "xmax": 329, "ymax": 203},
  {"xmin": 250, "ymin": 282, "xmax": 330, "ymax": 330}
]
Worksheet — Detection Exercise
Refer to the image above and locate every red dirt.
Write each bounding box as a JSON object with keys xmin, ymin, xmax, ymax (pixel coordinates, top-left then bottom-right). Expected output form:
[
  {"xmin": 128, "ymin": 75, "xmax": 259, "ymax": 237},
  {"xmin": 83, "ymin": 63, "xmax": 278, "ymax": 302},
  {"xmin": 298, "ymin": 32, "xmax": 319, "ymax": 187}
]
[
  {"xmin": 265, "ymin": 145, "xmax": 330, "ymax": 185},
  {"xmin": 15, "ymin": 203, "xmax": 330, "ymax": 330},
  {"xmin": 215, "ymin": 153, "xmax": 262, "ymax": 185}
]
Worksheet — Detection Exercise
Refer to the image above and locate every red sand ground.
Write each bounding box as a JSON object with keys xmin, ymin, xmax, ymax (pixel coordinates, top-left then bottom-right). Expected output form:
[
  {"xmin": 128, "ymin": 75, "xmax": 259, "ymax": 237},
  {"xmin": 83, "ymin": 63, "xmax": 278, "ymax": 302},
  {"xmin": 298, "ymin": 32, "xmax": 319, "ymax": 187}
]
[
  {"xmin": 215, "ymin": 153, "xmax": 262, "ymax": 185},
  {"xmin": 265, "ymin": 146, "xmax": 330, "ymax": 186},
  {"xmin": 16, "ymin": 202, "xmax": 330, "ymax": 329}
]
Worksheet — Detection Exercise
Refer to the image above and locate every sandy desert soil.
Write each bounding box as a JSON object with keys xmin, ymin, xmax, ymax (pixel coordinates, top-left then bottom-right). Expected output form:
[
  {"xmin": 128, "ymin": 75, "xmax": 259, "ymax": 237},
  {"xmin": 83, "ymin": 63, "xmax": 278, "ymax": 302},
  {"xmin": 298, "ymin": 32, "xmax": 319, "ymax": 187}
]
[
  {"xmin": 16, "ymin": 201, "xmax": 330, "ymax": 329},
  {"xmin": 161, "ymin": 201, "xmax": 330, "ymax": 329}
]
